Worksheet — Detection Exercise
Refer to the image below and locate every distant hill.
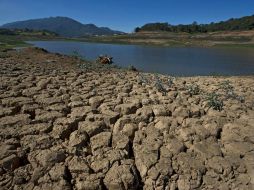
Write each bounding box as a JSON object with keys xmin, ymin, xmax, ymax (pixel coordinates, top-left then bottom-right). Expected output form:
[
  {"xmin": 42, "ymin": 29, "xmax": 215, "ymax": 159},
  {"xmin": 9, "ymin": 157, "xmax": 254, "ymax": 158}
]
[
  {"xmin": 135, "ymin": 15, "xmax": 254, "ymax": 33},
  {"xmin": 1, "ymin": 17, "xmax": 124, "ymax": 37}
]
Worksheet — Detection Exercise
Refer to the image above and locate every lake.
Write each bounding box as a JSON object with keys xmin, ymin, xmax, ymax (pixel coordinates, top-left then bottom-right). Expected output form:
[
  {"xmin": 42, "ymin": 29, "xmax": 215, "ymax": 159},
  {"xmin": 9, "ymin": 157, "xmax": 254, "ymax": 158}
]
[{"xmin": 28, "ymin": 41, "xmax": 254, "ymax": 76}]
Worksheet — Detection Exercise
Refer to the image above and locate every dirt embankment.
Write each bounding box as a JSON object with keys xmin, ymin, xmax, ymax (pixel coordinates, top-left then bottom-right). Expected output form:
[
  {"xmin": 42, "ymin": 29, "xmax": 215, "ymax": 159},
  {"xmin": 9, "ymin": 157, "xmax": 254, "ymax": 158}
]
[
  {"xmin": 0, "ymin": 48, "xmax": 254, "ymax": 190},
  {"xmin": 85, "ymin": 30, "xmax": 254, "ymax": 47}
]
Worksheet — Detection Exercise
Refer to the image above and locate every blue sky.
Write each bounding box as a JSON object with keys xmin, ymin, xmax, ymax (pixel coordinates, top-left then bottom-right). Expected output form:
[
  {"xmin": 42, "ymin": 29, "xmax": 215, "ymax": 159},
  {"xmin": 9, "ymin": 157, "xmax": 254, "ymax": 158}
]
[{"xmin": 0, "ymin": 0, "xmax": 254, "ymax": 32}]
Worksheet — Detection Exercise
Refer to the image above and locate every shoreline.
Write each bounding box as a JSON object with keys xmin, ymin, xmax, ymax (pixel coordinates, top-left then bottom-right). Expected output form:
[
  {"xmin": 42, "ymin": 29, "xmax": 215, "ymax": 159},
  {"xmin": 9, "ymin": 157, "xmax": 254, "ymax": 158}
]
[
  {"xmin": 0, "ymin": 48, "xmax": 254, "ymax": 189},
  {"xmin": 1, "ymin": 31, "xmax": 254, "ymax": 52}
]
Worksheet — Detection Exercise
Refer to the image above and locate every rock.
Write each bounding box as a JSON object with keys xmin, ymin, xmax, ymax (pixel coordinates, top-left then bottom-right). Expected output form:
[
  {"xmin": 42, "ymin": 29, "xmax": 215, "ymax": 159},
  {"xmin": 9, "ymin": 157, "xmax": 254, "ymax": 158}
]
[
  {"xmin": 0, "ymin": 144, "xmax": 17, "ymax": 160},
  {"xmin": 204, "ymin": 123, "xmax": 221, "ymax": 138},
  {"xmin": 68, "ymin": 101, "xmax": 84, "ymax": 108},
  {"xmin": 115, "ymin": 103, "xmax": 139, "ymax": 115},
  {"xmin": 33, "ymin": 179, "xmax": 71, "ymax": 190},
  {"xmin": 0, "ymin": 106, "xmax": 17, "ymax": 117},
  {"xmin": 37, "ymin": 96, "xmax": 63, "ymax": 105},
  {"xmin": 78, "ymin": 121, "xmax": 106, "ymax": 137},
  {"xmin": 75, "ymin": 173, "xmax": 103, "ymax": 190},
  {"xmin": 68, "ymin": 130, "xmax": 89, "ymax": 148},
  {"xmin": 0, "ymin": 114, "xmax": 30, "ymax": 127},
  {"xmin": 48, "ymin": 163, "xmax": 68, "ymax": 181},
  {"xmin": 172, "ymin": 107, "xmax": 190, "ymax": 119},
  {"xmin": 47, "ymin": 103, "xmax": 69, "ymax": 113},
  {"xmin": 133, "ymin": 131, "xmax": 161, "ymax": 178},
  {"xmin": 221, "ymin": 122, "xmax": 254, "ymax": 156},
  {"xmin": 52, "ymin": 124, "xmax": 74, "ymax": 140},
  {"xmin": 51, "ymin": 117, "xmax": 78, "ymax": 140},
  {"xmin": 173, "ymin": 153, "xmax": 205, "ymax": 189},
  {"xmin": 136, "ymin": 106, "xmax": 154, "ymax": 122},
  {"xmin": 193, "ymin": 125, "xmax": 211, "ymax": 140},
  {"xmin": 69, "ymin": 106, "xmax": 93, "ymax": 119},
  {"xmin": 191, "ymin": 139, "xmax": 222, "ymax": 159},
  {"xmin": 206, "ymin": 157, "xmax": 232, "ymax": 176},
  {"xmin": 28, "ymin": 149, "xmax": 66, "ymax": 168},
  {"xmin": 0, "ymin": 154, "xmax": 20, "ymax": 171},
  {"xmin": 89, "ymin": 96, "xmax": 104, "ymax": 109},
  {"xmin": 178, "ymin": 127, "xmax": 195, "ymax": 142},
  {"xmin": 122, "ymin": 123, "xmax": 138, "ymax": 139},
  {"xmin": 243, "ymin": 152, "xmax": 254, "ymax": 186},
  {"xmin": 177, "ymin": 175, "xmax": 191, "ymax": 190},
  {"xmin": 112, "ymin": 133, "xmax": 129, "ymax": 152},
  {"xmin": 37, "ymin": 78, "xmax": 51, "ymax": 89},
  {"xmin": 1, "ymin": 97, "xmax": 33, "ymax": 106},
  {"xmin": 141, "ymin": 98, "xmax": 152, "ymax": 105},
  {"xmin": 67, "ymin": 156, "xmax": 90, "ymax": 175},
  {"xmin": 21, "ymin": 134, "xmax": 54, "ymax": 151},
  {"xmin": 22, "ymin": 86, "xmax": 41, "ymax": 96},
  {"xmin": 113, "ymin": 116, "xmax": 132, "ymax": 134},
  {"xmin": 164, "ymin": 135, "xmax": 186, "ymax": 155},
  {"xmin": 91, "ymin": 158, "xmax": 110, "ymax": 173},
  {"xmin": 90, "ymin": 132, "xmax": 112, "ymax": 154},
  {"xmin": 86, "ymin": 113, "xmax": 105, "ymax": 122},
  {"xmin": 154, "ymin": 117, "xmax": 172, "ymax": 131},
  {"xmin": 152, "ymin": 105, "xmax": 169, "ymax": 116},
  {"xmin": 104, "ymin": 162, "xmax": 139, "ymax": 190},
  {"xmin": 35, "ymin": 111, "xmax": 63, "ymax": 122},
  {"xmin": 190, "ymin": 104, "xmax": 203, "ymax": 118},
  {"xmin": 20, "ymin": 123, "xmax": 52, "ymax": 136},
  {"xmin": 102, "ymin": 110, "xmax": 120, "ymax": 126}
]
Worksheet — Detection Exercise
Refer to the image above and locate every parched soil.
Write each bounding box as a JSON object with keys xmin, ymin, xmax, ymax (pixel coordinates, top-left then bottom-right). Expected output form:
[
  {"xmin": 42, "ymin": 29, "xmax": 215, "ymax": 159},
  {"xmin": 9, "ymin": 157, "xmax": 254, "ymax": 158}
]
[
  {"xmin": 85, "ymin": 30, "xmax": 254, "ymax": 47},
  {"xmin": 0, "ymin": 48, "xmax": 254, "ymax": 190}
]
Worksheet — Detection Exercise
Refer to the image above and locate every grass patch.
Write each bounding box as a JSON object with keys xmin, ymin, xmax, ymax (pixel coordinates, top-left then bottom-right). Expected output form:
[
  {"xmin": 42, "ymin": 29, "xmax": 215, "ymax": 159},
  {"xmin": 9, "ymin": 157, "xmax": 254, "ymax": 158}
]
[{"xmin": 0, "ymin": 34, "xmax": 29, "ymax": 51}]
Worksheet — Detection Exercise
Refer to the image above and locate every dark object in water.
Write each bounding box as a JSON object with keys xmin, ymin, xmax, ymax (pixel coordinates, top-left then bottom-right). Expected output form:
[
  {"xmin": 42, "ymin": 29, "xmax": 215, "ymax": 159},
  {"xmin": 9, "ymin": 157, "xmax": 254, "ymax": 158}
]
[
  {"xmin": 96, "ymin": 55, "xmax": 113, "ymax": 64},
  {"xmin": 128, "ymin": 65, "xmax": 138, "ymax": 72}
]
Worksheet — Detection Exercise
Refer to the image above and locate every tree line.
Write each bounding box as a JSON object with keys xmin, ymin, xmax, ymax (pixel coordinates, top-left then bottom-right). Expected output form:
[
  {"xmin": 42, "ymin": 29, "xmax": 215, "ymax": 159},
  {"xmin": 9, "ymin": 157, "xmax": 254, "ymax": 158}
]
[
  {"xmin": 0, "ymin": 28, "xmax": 58, "ymax": 36},
  {"xmin": 135, "ymin": 15, "xmax": 254, "ymax": 33}
]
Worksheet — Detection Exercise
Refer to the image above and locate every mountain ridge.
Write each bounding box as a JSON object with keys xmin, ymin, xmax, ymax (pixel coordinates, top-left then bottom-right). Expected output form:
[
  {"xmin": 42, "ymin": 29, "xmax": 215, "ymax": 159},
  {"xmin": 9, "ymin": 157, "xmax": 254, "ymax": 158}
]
[{"xmin": 1, "ymin": 16, "xmax": 124, "ymax": 37}]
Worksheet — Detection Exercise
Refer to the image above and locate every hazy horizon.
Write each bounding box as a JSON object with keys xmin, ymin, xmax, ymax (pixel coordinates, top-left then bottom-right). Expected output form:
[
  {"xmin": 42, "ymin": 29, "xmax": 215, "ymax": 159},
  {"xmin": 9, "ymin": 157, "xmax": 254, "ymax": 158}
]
[{"xmin": 0, "ymin": 0, "xmax": 254, "ymax": 32}]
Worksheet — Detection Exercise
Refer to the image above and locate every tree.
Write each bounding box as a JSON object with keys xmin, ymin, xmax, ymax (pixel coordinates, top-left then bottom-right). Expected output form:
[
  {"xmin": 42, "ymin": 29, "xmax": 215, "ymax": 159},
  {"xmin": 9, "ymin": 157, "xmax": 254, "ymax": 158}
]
[{"xmin": 134, "ymin": 27, "xmax": 141, "ymax": 33}]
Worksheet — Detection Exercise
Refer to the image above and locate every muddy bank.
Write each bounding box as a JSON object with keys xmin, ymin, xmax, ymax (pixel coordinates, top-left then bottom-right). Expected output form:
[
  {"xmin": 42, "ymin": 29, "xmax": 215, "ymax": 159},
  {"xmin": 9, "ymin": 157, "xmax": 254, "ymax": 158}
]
[{"xmin": 0, "ymin": 48, "xmax": 254, "ymax": 190}]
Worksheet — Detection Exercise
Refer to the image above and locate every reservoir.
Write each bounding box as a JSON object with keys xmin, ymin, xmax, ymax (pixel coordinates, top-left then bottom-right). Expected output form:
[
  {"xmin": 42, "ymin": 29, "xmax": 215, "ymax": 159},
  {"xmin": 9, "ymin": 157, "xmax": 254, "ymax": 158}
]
[{"xmin": 28, "ymin": 41, "xmax": 254, "ymax": 76}]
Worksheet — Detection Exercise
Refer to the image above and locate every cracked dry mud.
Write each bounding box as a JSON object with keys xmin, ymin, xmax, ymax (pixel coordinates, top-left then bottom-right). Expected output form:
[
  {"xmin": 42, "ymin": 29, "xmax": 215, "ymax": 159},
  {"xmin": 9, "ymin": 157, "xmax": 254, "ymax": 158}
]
[{"xmin": 0, "ymin": 48, "xmax": 254, "ymax": 190}]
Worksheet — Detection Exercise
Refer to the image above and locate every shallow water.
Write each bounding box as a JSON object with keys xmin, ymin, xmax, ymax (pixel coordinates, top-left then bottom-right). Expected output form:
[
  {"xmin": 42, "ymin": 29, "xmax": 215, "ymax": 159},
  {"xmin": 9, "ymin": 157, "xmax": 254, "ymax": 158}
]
[{"xmin": 28, "ymin": 41, "xmax": 254, "ymax": 76}]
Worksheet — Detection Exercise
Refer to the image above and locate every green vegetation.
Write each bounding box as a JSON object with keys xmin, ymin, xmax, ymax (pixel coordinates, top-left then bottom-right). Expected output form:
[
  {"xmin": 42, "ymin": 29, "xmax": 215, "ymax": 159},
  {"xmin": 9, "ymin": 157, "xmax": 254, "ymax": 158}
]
[
  {"xmin": 0, "ymin": 34, "xmax": 28, "ymax": 51},
  {"xmin": 0, "ymin": 28, "xmax": 60, "ymax": 52},
  {"xmin": 206, "ymin": 92, "xmax": 224, "ymax": 111},
  {"xmin": 218, "ymin": 80, "xmax": 245, "ymax": 102},
  {"xmin": 0, "ymin": 28, "xmax": 58, "ymax": 36},
  {"xmin": 186, "ymin": 84, "xmax": 200, "ymax": 96},
  {"xmin": 136, "ymin": 15, "xmax": 254, "ymax": 33},
  {"xmin": 154, "ymin": 76, "xmax": 167, "ymax": 95}
]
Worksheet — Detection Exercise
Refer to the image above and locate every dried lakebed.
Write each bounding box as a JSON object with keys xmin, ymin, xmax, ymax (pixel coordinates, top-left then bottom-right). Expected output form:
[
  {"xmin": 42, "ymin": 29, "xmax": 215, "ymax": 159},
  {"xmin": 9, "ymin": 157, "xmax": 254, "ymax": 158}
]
[{"xmin": 0, "ymin": 48, "xmax": 254, "ymax": 190}]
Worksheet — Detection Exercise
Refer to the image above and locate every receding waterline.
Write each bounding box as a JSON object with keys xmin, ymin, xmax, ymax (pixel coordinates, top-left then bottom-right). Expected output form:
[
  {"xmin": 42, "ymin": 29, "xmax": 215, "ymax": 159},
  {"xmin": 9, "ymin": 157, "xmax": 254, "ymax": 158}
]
[{"xmin": 27, "ymin": 41, "xmax": 254, "ymax": 76}]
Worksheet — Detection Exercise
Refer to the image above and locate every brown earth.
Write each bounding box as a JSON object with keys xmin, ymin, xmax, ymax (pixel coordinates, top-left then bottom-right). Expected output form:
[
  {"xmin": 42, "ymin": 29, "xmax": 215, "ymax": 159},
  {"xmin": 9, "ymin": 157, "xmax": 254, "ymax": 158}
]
[
  {"xmin": 0, "ymin": 48, "xmax": 254, "ymax": 190},
  {"xmin": 84, "ymin": 30, "xmax": 254, "ymax": 47}
]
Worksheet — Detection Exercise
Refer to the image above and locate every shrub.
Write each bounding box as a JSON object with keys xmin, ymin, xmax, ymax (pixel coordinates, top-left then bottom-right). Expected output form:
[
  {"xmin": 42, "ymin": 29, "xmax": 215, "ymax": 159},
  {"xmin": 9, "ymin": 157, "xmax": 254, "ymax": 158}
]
[
  {"xmin": 167, "ymin": 76, "xmax": 174, "ymax": 88},
  {"xmin": 186, "ymin": 84, "xmax": 200, "ymax": 96},
  {"xmin": 206, "ymin": 92, "xmax": 223, "ymax": 111},
  {"xmin": 219, "ymin": 80, "xmax": 245, "ymax": 102},
  {"xmin": 154, "ymin": 75, "xmax": 167, "ymax": 95}
]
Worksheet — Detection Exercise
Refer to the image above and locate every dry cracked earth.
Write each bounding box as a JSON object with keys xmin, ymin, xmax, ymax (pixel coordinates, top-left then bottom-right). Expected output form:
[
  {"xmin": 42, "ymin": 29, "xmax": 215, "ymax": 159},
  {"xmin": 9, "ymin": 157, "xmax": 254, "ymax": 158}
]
[{"xmin": 0, "ymin": 48, "xmax": 254, "ymax": 190}]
